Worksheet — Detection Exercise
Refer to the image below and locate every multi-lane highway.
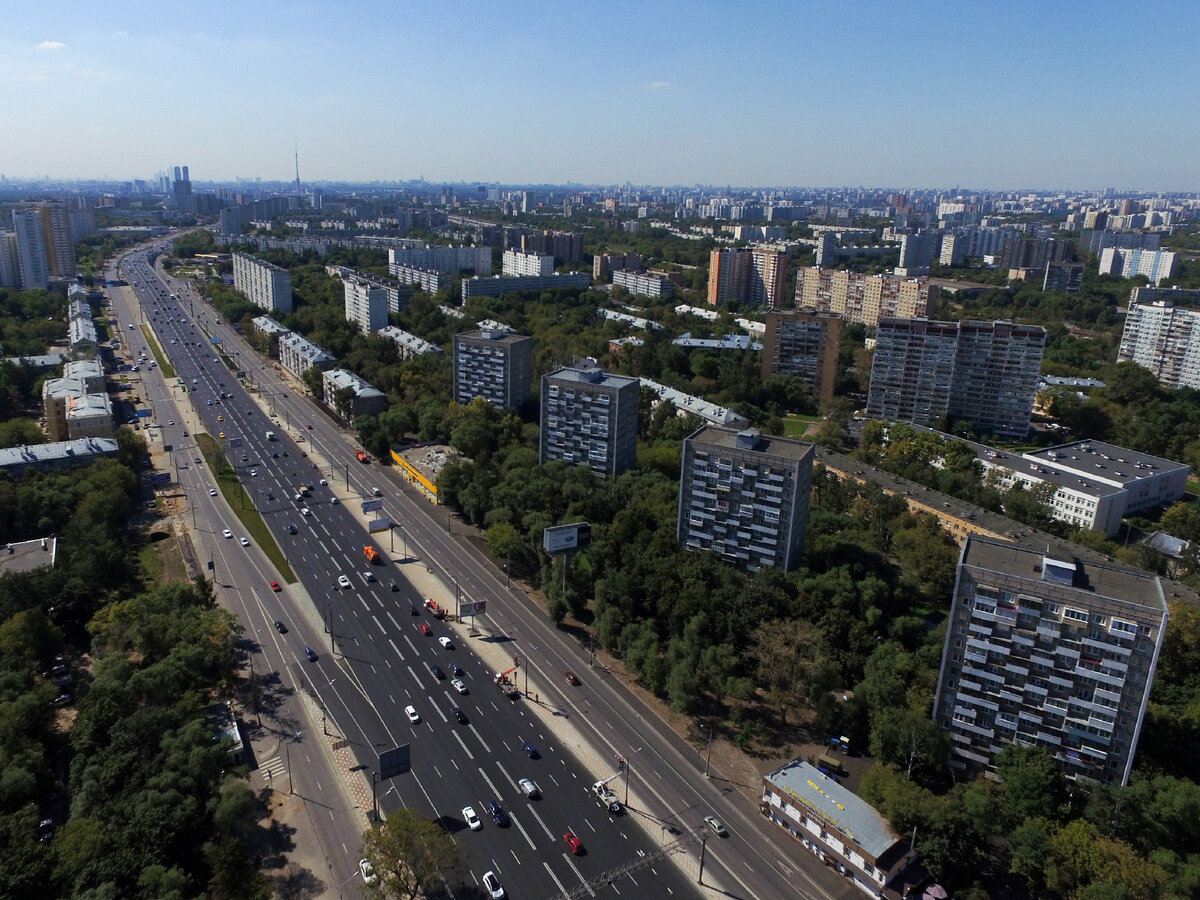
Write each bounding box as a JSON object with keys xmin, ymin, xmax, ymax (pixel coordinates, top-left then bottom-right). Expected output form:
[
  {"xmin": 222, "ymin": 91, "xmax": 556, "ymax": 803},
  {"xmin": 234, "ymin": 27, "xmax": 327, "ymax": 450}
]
[{"xmin": 105, "ymin": 239, "xmax": 853, "ymax": 900}]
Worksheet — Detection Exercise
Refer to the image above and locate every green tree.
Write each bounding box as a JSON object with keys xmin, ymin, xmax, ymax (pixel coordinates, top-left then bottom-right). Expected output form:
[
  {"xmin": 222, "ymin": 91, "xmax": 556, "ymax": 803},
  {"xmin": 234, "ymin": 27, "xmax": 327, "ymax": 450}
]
[
  {"xmin": 748, "ymin": 618, "xmax": 825, "ymax": 724},
  {"xmin": 360, "ymin": 808, "xmax": 464, "ymax": 900}
]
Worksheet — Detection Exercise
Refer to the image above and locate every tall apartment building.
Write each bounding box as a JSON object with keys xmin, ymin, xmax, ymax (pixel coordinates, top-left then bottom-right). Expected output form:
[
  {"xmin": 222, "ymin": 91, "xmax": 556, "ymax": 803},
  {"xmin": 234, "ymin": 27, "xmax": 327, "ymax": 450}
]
[
  {"xmin": 795, "ymin": 267, "xmax": 937, "ymax": 327},
  {"xmin": 896, "ymin": 231, "xmax": 936, "ymax": 275},
  {"xmin": 1043, "ymin": 262, "xmax": 1084, "ymax": 294},
  {"xmin": 677, "ymin": 426, "xmax": 814, "ymax": 573},
  {"xmin": 1082, "ymin": 229, "xmax": 1160, "ymax": 255},
  {"xmin": 708, "ymin": 248, "xmax": 787, "ymax": 308},
  {"xmin": 232, "ymin": 251, "xmax": 294, "ymax": 313},
  {"xmin": 520, "ymin": 229, "xmax": 583, "ymax": 264},
  {"xmin": 1099, "ymin": 247, "xmax": 1178, "ymax": 286},
  {"xmin": 593, "ymin": 252, "xmax": 642, "ymax": 281},
  {"xmin": 33, "ymin": 202, "xmax": 77, "ymax": 278},
  {"xmin": 539, "ymin": 365, "xmax": 639, "ymax": 477},
  {"xmin": 933, "ymin": 536, "xmax": 1168, "ymax": 785},
  {"xmin": 867, "ymin": 318, "xmax": 1046, "ymax": 436},
  {"xmin": 12, "ymin": 209, "xmax": 49, "ymax": 290},
  {"xmin": 1117, "ymin": 298, "xmax": 1200, "ymax": 389},
  {"xmin": 502, "ymin": 249, "xmax": 554, "ymax": 277},
  {"xmin": 761, "ymin": 309, "xmax": 843, "ymax": 405},
  {"xmin": 999, "ymin": 236, "xmax": 1075, "ymax": 272},
  {"xmin": 454, "ymin": 326, "xmax": 532, "ymax": 410},
  {"xmin": 0, "ymin": 232, "xmax": 19, "ymax": 288},
  {"xmin": 343, "ymin": 278, "xmax": 389, "ymax": 333}
]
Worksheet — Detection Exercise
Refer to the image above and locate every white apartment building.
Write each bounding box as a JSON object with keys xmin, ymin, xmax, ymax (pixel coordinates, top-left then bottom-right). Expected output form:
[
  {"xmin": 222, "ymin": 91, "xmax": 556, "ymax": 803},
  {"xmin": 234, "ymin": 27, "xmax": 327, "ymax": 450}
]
[
  {"xmin": 388, "ymin": 245, "xmax": 492, "ymax": 275},
  {"xmin": 343, "ymin": 278, "xmax": 389, "ymax": 333},
  {"xmin": 232, "ymin": 251, "xmax": 294, "ymax": 313},
  {"xmin": 502, "ymin": 249, "xmax": 554, "ymax": 277},
  {"xmin": 612, "ymin": 268, "xmax": 674, "ymax": 299},
  {"xmin": 1099, "ymin": 247, "xmax": 1178, "ymax": 286},
  {"xmin": 278, "ymin": 332, "xmax": 336, "ymax": 378},
  {"xmin": 378, "ymin": 325, "xmax": 443, "ymax": 360},
  {"xmin": 1117, "ymin": 295, "xmax": 1200, "ymax": 389}
]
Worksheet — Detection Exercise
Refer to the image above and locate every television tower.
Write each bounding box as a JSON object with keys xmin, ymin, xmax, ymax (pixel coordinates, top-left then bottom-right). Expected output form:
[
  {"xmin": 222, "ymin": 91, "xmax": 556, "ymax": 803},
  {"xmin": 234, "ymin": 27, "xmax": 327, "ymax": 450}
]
[{"xmin": 293, "ymin": 143, "xmax": 302, "ymax": 195}]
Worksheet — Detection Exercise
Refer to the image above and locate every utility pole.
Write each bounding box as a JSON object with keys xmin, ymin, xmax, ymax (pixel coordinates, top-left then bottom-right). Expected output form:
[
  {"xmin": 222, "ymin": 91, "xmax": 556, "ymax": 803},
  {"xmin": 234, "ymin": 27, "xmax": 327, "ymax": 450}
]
[
  {"xmin": 698, "ymin": 834, "xmax": 708, "ymax": 884},
  {"xmin": 704, "ymin": 725, "xmax": 714, "ymax": 778}
]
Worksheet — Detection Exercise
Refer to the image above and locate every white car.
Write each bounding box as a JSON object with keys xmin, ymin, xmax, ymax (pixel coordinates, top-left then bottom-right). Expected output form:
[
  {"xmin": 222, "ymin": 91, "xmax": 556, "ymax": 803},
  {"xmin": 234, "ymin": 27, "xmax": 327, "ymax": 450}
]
[
  {"xmin": 405, "ymin": 705, "xmax": 420, "ymax": 723},
  {"xmin": 319, "ymin": 478, "xmax": 327, "ymax": 485},
  {"xmin": 362, "ymin": 571, "xmax": 376, "ymax": 583},
  {"xmin": 209, "ymin": 488, "xmax": 217, "ymax": 497},
  {"xmin": 359, "ymin": 859, "xmax": 376, "ymax": 884},
  {"xmin": 330, "ymin": 497, "xmax": 339, "ymax": 505},
  {"xmin": 222, "ymin": 528, "xmax": 233, "ymax": 539},
  {"xmin": 438, "ymin": 636, "xmax": 454, "ymax": 650},
  {"xmin": 518, "ymin": 778, "xmax": 539, "ymax": 799},
  {"xmin": 463, "ymin": 806, "xmax": 482, "ymax": 831},
  {"xmin": 249, "ymin": 469, "xmax": 258, "ymax": 477},
  {"xmin": 451, "ymin": 678, "xmax": 468, "ymax": 694},
  {"xmin": 239, "ymin": 537, "xmax": 249, "ymax": 547},
  {"xmin": 300, "ymin": 507, "xmax": 311, "ymax": 517},
  {"xmin": 482, "ymin": 871, "xmax": 505, "ymax": 899},
  {"xmin": 337, "ymin": 575, "xmax": 351, "ymax": 589}
]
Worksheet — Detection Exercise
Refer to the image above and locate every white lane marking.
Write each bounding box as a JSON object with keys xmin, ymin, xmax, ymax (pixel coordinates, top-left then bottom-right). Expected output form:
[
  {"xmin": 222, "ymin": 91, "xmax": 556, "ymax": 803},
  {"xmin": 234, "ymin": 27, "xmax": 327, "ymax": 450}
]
[
  {"xmin": 389, "ymin": 639, "xmax": 403, "ymax": 660},
  {"xmin": 406, "ymin": 665, "xmax": 423, "ymax": 689},
  {"xmin": 523, "ymin": 799, "xmax": 556, "ymax": 842},
  {"xmin": 372, "ymin": 615, "xmax": 385, "ymax": 633},
  {"xmin": 542, "ymin": 861, "xmax": 571, "ymax": 898},
  {"xmin": 477, "ymin": 766, "xmax": 505, "ymax": 802},
  {"xmin": 452, "ymin": 730, "xmax": 475, "ymax": 761},
  {"xmin": 509, "ymin": 812, "xmax": 537, "ymax": 851},
  {"xmin": 318, "ymin": 539, "xmax": 329, "ymax": 554},
  {"xmin": 562, "ymin": 852, "xmax": 596, "ymax": 896},
  {"xmin": 470, "ymin": 725, "xmax": 491, "ymax": 754}
]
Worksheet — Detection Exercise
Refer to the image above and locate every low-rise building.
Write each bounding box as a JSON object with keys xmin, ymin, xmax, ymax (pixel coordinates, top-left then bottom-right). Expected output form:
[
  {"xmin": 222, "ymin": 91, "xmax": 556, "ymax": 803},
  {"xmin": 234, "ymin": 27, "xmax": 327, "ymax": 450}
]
[
  {"xmin": 612, "ymin": 268, "xmax": 674, "ymax": 299},
  {"xmin": 462, "ymin": 271, "xmax": 591, "ymax": 301},
  {"xmin": 762, "ymin": 759, "xmax": 915, "ymax": 898},
  {"xmin": 377, "ymin": 325, "xmax": 443, "ymax": 360},
  {"xmin": 0, "ymin": 437, "xmax": 120, "ymax": 476},
  {"xmin": 278, "ymin": 332, "xmax": 336, "ymax": 379},
  {"xmin": 321, "ymin": 368, "xmax": 386, "ymax": 420}
]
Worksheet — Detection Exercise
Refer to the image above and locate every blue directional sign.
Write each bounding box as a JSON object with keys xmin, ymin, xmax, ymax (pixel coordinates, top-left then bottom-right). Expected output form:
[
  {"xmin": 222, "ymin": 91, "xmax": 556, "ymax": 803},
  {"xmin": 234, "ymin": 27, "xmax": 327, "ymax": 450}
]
[
  {"xmin": 368, "ymin": 517, "xmax": 390, "ymax": 534},
  {"xmin": 361, "ymin": 498, "xmax": 383, "ymax": 513},
  {"xmin": 136, "ymin": 408, "xmax": 152, "ymax": 418},
  {"xmin": 150, "ymin": 472, "xmax": 171, "ymax": 484}
]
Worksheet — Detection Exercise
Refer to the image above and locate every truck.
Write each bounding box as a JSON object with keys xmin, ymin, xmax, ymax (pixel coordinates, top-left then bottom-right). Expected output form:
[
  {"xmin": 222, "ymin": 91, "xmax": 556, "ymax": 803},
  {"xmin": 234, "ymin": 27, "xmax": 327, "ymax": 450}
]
[
  {"xmin": 364, "ymin": 545, "xmax": 381, "ymax": 565},
  {"xmin": 495, "ymin": 667, "xmax": 519, "ymax": 698},
  {"xmin": 356, "ymin": 450, "xmax": 370, "ymax": 463},
  {"xmin": 424, "ymin": 598, "xmax": 446, "ymax": 619},
  {"xmin": 266, "ymin": 431, "xmax": 276, "ymax": 441}
]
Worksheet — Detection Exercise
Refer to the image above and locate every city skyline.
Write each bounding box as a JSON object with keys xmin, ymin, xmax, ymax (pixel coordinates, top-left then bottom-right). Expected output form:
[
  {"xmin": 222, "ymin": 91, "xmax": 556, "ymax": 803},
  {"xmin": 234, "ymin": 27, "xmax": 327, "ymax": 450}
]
[{"xmin": 3, "ymin": 1, "xmax": 1199, "ymax": 191}]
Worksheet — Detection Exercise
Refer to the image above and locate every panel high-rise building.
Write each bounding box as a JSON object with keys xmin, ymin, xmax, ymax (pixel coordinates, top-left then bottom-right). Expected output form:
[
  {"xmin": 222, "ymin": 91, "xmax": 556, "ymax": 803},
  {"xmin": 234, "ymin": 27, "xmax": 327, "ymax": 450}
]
[
  {"xmin": 795, "ymin": 267, "xmax": 937, "ymax": 327},
  {"xmin": 343, "ymin": 278, "xmax": 389, "ymax": 333},
  {"xmin": 677, "ymin": 426, "xmax": 814, "ymax": 573},
  {"xmin": 1117, "ymin": 296, "xmax": 1200, "ymax": 390},
  {"xmin": 502, "ymin": 249, "xmax": 554, "ymax": 277},
  {"xmin": 761, "ymin": 309, "xmax": 843, "ymax": 405},
  {"xmin": 539, "ymin": 365, "xmax": 639, "ymax": 477},
  {"xmin": 867, "ymin": 318, "xmax": 1045, "ymax": 436},
  {"xmin": 933, "ymin": 536, "xmax": 1168, "ymax": 785},
  {"xmin": 708, "ymin": 248, "xmax": 787, "ymax": 308},
  {"xmin": 12, "ymin": 209, "xmax": 50, "ymax": 290},
  {"xmin": 232, "ymin": 251, "xmax": 293, "ymax": 313},
  {"xmin": 453, "ymin": 326, "xmax": 532, "ymax": 410},
  {"xmin": 1099, "ymin": 247, "xmax": 1178, "ymax": 286},
  {"xmin": 27, "ymin": 202, "xmax": 77, "ymax": 278}
]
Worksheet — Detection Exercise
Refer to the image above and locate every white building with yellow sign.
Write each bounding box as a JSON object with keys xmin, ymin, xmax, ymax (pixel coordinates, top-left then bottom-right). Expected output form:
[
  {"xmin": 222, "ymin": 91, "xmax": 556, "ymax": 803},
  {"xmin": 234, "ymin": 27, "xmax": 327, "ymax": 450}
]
[{"xmin": 761, "ymin": 759, "xmax": 917, "ymax": 898}]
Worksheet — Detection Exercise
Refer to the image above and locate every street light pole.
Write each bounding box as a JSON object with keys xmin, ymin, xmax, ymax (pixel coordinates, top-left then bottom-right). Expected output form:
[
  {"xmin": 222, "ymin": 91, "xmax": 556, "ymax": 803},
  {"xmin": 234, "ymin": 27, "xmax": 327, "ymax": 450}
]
[{"xmin": 705, "ymin": 725, "xmax": 714, "ymax": 778}]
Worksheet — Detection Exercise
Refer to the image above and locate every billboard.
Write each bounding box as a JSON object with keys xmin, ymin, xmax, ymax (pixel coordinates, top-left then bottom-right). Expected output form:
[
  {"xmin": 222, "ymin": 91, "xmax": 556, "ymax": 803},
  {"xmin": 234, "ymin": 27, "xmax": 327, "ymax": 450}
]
[
  {"xmin": 150, "ymin": 472, "xmax": 171, "ymax": 484},
  {"xmin": 361, "ymin": 498, "xmax": 383, "ymax": 513},
  {"xmin": 378, "ymin": 744, "xmax": 411, "ymax": 779},
  {"xmin": 368, "ymin": 517, "xmax": 391, "ymax": 534},
  {"xmin": 458, "ymin": 599, "xmax": 487, "ymax": 617},
  {"xmin": 542, "ymin": 522, "xmax": 591, "ymax": 554}
]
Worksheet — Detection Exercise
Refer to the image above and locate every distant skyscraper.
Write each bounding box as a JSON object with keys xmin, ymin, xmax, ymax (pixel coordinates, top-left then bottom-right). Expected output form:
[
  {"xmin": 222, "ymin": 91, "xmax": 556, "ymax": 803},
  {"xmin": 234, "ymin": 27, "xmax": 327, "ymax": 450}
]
[{"xmin": 35, "ymin": 202, "xmax": 76, "ymax": 278}]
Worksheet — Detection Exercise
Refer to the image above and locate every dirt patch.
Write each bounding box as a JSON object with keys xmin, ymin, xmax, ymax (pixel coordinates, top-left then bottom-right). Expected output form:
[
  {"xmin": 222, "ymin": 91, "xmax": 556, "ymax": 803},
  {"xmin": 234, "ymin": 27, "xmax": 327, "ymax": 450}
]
[{"xmin": 145, "ymin": 524, "xmax": 190, "ymax": 584}]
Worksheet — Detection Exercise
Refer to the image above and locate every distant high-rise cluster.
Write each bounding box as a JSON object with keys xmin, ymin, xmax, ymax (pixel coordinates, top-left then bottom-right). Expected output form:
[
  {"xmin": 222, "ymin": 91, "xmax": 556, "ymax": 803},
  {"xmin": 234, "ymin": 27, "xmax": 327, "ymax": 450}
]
[
  {"xmin": 0, "ymin": 202, "xmax": 76, "ymax": 290},
  {"xmin": 795, "ymin": 267, "xmax": 937, "ymax": 327}
]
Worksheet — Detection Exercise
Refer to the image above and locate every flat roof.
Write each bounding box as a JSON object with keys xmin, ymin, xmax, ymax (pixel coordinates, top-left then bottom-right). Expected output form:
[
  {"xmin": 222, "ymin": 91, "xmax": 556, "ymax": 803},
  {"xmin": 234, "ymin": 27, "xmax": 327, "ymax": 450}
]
[
  {"xmin": 962, "ymin": 535, "xmax": 1166, "ymax": 614},
  {"xmin": 545, "ymin": 366, "xmax": 640, "ymax": 390},
  {"xmin": 765, "ymin": 760, "xmax": 899, "ymax": 861},
  {"xmin": 688, "ymin": 424, "xmax": 814, "ymax": 463},
  {"xmin": 0, "ymin": 437, "xmax": 119, "ymax": 470},
  {"xmin": 1025, "ymin": 440, "xmax": 1189, "ymax": 486}
]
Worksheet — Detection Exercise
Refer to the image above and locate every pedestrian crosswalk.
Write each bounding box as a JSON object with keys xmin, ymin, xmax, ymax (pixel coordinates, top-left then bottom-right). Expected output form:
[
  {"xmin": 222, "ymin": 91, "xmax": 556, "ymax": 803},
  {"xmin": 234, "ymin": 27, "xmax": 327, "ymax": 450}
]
[{"xmin": 259, "ymin": 755, "xmax": 286, "ymax": 781}]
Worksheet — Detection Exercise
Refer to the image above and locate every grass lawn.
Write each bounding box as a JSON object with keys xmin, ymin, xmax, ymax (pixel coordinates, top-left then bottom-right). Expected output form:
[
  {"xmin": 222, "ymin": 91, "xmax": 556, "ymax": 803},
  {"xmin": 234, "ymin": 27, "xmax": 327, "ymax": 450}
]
[
  {"xmin": 782, "ymin": 414, "xmax": 819, "ymax": 437},
  {"xmin": 196, "ymin": 433, "xmax": 296, "ymax": 583},
  {"xmin": 139, "ymin": 324, "xmax": 176, "ymax": 379}
]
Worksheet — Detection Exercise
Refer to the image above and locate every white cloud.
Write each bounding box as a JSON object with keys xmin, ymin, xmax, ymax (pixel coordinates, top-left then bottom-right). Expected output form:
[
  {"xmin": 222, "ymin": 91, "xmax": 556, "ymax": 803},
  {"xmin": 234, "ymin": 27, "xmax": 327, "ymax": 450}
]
[
  {"xmin": 37, "ymin": 40, "xmax": 67, "ymax": 51},
  {"xmin": 646, "ymin": 81, "xmax": 672, "ymax": 89}
]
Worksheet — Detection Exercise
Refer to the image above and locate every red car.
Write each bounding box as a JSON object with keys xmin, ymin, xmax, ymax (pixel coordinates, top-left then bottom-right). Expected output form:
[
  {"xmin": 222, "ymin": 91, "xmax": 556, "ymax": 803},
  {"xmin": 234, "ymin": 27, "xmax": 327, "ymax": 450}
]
[
  {"xmin": 564, "ymin": 671, "xmax": 580, "ymax": 685},
  {"xmin": 419, "ymin": 623, "xmax": 432, "ymax": 635},
  {"xmin": 270, "ymin": 581, "xmax": 281, "ymax": 592},
  {"xmin": 564, "ymin": 831, "xmax": 582, "ymax": 854}
]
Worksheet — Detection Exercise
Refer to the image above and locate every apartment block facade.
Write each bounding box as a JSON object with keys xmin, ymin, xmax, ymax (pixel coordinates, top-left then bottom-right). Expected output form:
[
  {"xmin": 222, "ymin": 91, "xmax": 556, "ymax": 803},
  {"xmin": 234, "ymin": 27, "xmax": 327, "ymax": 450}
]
[
  {"xmin": 539, "ymin": 366, "xmax": 639, "ymax": 477},
  {"xmin": 612, "ymin": 268, "xmax": 674, "ymax": 299},
  {"xmin": 453, "ymin": 327, "xmax": 532, "ymax": 410},
  {"xmin": 502, "ymin": 249, "xmax": 554, "ymax": 277},
  {"xmin": 232, "ymin": 251, "xmax": 294, "ymax": 313},
  {"xmin": 343, "ymin": 278, "xmax": 389, "ymax": 333},
  {"xmin": 867, "ymin": 318, "xmax": 1045, "ymax": 436},
  {"xmin": 708, "ymin": 248, "xmax": 787, "ymax": 308},
  {"xmin": 933, "ymin": 536, "xmax": 1168, "ymax": 785},
  {"xmin": 677, "ymin": 426, "xmax": 814, "ymax": 573},
  {"xmin": 461, "ymin": 272, "xmax": 590, "ymax": 301},
  {"xmin": 388, "ymin": 245, "xmax": 492, "ymax": 275},
  {"xmin": 761, "ymin": 309, "xmax": 843, "ymax": 405},
  {"xmin": 1099, "ymin": 247, "xmax": 1178, "ymax": 285},
  {"xmin": 795, "ymin": 267, "xmax": 937, "ymax": 327},
  {"xmin": 1117, "ymin": 298, "xmax": 1200, "ymax": 389}
]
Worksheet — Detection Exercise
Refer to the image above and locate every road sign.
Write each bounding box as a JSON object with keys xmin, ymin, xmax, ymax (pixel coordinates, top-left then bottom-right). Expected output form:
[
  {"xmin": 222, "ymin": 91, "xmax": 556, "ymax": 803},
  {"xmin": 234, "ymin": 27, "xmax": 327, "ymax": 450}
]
[
  {"xmin": 361, "ymin": 498, "xmax": 383, "ymax": 513},
  {"xmin": 368, "ymin": 517, "xmax": 390, "ymax": 533},
  {"xmin": 378, "ymin": 744, "xmax": 411, "ymax": 779},
  {"xmin": 150, "ymin": 472, "xmax": 171, "ymax": 484}
]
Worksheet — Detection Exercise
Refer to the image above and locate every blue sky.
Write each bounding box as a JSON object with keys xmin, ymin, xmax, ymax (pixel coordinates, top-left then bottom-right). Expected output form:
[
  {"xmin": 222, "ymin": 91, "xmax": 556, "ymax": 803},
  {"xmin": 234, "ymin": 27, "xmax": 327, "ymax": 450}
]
[{"xmin": 2, "ymin": 1, "xmax": 1197, "ymax": 190}]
